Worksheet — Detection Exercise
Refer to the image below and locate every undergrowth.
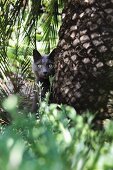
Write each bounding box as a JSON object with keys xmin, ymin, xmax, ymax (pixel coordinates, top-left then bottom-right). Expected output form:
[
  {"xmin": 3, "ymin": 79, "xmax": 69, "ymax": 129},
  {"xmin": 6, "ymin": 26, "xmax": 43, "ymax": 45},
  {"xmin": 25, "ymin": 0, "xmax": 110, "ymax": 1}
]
[{"xmin": 0, "ymin": 95, "xmax": 113, "ymax": 170}]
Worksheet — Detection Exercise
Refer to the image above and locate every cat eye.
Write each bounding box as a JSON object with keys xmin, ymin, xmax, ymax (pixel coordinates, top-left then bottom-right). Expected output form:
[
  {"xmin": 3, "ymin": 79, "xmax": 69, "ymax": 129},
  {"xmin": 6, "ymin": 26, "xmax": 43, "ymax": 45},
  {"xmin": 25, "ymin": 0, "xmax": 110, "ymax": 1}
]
[
  {"xmin": 48, "ymin": 64, "xmax": 53, "ymax": 68},
  {"xmin": 37, "ymin": 64, "xmax": 42, "ymax": 68}
]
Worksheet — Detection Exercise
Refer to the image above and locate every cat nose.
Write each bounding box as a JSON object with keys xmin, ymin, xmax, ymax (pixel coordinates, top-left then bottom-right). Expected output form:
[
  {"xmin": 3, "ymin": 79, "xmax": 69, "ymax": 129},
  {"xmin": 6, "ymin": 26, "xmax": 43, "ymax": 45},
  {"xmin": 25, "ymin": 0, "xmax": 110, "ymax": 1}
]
[{"xmin": 43, "ymin": 71, "xmax": 48, "ymax": 75}]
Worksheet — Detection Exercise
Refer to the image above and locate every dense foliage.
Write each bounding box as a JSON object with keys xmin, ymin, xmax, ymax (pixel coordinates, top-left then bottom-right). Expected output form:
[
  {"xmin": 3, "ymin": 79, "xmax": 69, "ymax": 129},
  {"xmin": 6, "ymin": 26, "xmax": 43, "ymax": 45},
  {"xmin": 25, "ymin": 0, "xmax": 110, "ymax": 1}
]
[{"xmin": 1, "ymin": 95, "xmax": 113, "ymax": 170}]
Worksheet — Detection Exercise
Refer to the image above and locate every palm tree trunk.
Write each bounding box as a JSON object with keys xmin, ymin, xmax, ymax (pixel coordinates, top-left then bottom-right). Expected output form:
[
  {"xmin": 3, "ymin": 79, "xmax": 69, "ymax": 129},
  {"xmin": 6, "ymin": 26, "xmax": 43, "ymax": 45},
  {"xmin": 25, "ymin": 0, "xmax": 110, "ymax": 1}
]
[{"xmin": 53, "ymin": 0, "xmax": 113, "ymax": 119}]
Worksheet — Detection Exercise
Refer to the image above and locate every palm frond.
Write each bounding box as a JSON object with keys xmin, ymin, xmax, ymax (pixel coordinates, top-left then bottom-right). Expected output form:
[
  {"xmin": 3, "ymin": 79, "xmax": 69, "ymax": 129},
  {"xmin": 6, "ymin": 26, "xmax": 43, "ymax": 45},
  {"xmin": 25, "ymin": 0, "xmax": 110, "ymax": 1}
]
[{"xmin": 0, "ymin": 0, "xmax": 65, "ymax": 122}]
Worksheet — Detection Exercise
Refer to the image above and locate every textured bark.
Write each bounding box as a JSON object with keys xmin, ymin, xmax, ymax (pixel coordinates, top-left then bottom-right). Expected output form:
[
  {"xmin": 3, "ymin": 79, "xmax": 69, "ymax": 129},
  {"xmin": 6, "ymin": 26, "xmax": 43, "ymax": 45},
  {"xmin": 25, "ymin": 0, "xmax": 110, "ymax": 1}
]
[{"xmin": 53, "ymin": 0, "xmax": 113, "ymax": 119}]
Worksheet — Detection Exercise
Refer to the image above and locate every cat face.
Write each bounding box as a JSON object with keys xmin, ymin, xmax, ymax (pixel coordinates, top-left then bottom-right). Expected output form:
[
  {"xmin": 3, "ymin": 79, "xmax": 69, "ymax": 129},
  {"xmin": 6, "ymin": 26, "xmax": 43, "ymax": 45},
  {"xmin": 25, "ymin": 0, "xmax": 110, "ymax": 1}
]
[{"xmin": 32, "ymin": 49, "xmax": 55, "ymax": 79}]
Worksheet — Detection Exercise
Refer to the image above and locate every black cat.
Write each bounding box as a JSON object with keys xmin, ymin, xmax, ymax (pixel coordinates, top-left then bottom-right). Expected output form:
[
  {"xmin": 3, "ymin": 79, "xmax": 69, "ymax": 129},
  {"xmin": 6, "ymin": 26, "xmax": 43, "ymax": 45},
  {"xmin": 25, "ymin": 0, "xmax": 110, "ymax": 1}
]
[{"xmin": 31, "ymin": 49, "xmax": 55, "ymax": 113}]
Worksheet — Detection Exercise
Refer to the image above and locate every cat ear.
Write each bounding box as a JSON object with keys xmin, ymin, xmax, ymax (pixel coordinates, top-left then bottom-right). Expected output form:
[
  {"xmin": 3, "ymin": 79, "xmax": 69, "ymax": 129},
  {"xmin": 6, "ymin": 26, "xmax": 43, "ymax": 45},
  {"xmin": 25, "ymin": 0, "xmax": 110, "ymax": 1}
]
[
  {"xmin": 33, "ymin": 49, "xmax": 42, "ymax": 62},
  {"xmin": 49, "ymin": 48, "xmax": 56, "ymax": 61}
]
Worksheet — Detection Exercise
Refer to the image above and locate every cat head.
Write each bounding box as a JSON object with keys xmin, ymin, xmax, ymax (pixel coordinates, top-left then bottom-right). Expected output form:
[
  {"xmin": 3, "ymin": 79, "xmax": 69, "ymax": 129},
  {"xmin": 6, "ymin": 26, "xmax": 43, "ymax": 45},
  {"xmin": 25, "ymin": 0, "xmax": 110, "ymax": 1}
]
[{"xmin": 32, "ymin": 49, "xmax": 55, "ymax": 79}]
